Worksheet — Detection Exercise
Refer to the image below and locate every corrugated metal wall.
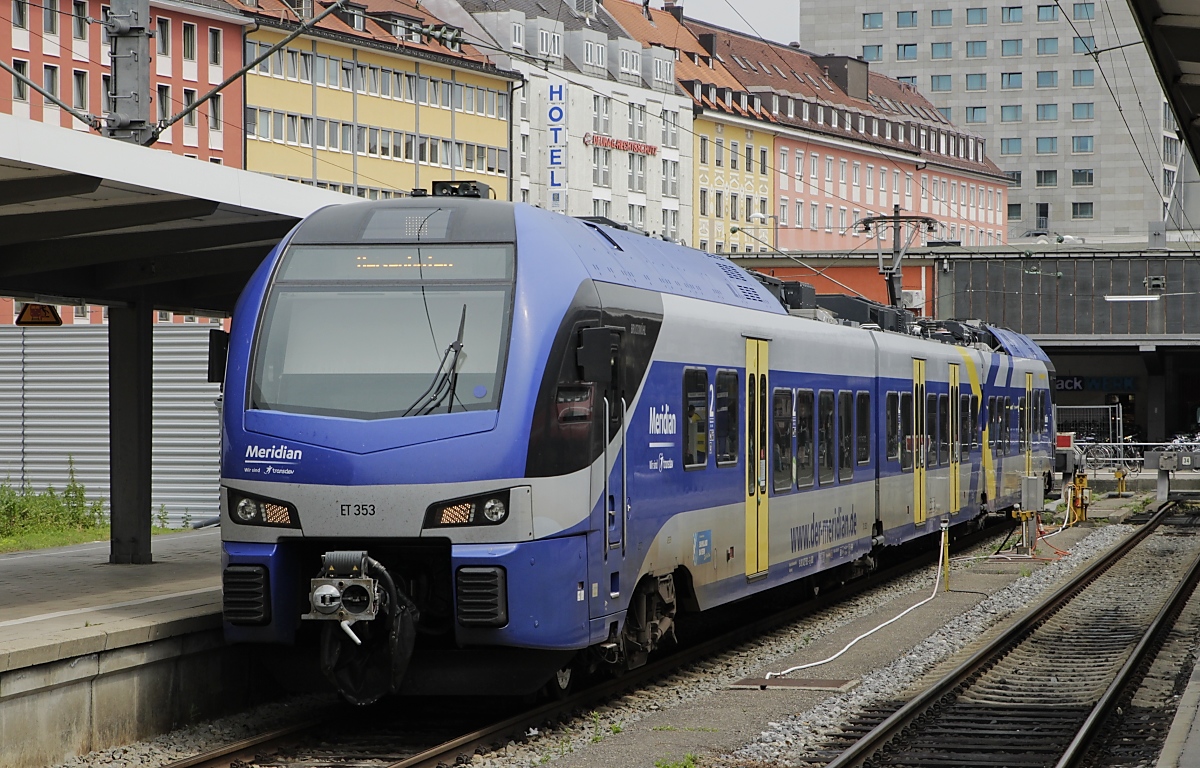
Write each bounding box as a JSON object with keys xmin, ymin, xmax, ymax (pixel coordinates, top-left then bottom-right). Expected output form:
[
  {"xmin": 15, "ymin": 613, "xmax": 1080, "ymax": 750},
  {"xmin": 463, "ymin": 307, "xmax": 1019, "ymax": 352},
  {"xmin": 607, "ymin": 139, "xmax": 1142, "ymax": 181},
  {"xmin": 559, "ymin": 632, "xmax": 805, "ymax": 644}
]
[
  {"xmin": 949, "ymin": 256, "xmax": 1200, "ymax": 335},
  {"xmin": 0, "ymin": 325, "xmax": 221, "ymax": 527}
]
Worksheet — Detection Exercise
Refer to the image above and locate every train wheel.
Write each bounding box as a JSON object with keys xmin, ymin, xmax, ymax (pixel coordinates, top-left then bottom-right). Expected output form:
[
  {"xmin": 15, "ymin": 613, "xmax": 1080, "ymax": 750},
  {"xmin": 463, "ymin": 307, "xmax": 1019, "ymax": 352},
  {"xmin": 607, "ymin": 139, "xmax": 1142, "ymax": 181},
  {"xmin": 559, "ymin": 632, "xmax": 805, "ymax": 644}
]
[{"xmin": 543, "ymin": 660, "xmax": 577, "ymax": 700}]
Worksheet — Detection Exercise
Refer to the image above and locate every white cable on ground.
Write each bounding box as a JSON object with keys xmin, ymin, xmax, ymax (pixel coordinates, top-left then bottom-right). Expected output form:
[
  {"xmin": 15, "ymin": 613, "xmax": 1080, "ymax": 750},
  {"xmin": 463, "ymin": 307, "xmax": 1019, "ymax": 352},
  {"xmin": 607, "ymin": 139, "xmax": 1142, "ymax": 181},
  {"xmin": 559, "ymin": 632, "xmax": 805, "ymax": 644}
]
[{"xmin": 764, "ymin": 556, "xmax": 944, "ymax": 679}]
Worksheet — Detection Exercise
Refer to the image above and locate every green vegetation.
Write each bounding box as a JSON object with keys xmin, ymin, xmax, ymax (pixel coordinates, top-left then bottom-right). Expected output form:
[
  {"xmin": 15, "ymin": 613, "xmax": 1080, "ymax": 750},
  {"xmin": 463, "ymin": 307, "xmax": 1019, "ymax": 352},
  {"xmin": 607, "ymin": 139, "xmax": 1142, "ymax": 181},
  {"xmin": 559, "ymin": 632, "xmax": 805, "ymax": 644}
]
[
  {"xmin": 0, "ymin": 461, "xmax": 107, "ymax": 552},
  {"xmin": 654, "ymin": 754, "xmax": 700, "ymax": 768}
]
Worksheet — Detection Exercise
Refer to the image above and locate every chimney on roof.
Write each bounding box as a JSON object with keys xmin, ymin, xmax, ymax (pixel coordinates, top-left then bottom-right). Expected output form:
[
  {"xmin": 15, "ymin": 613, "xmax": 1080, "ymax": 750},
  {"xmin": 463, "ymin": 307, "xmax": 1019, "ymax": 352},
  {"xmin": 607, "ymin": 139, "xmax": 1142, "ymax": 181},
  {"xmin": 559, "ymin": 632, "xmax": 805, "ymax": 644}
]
[
  {"xmin": 664, "ymin": 1, "xmax": 683, "ymax": 22},
  {"xmin": 812, "ymin": 54, "xmax": 868, "ymax": 101},
  {"xmin": 698, "ymin": 32, "xmax": 716, "ymax": 55},
  {"xmin": 642, "ymin": 0, "xmax": 651, "ymax": 19}
]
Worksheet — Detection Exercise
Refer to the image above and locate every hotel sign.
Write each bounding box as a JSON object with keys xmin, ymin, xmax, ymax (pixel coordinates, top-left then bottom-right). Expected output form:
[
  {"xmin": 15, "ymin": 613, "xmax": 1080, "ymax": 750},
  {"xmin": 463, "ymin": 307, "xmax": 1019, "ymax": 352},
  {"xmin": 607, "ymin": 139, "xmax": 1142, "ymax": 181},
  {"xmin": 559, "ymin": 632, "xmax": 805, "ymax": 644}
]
[
  {"xmin": 547, "ymin": 82, "xmax": 567, "ymax": 212},
  {"xmin": 583, "ymin": 132, "xmax": 659, "ymax": 156}
]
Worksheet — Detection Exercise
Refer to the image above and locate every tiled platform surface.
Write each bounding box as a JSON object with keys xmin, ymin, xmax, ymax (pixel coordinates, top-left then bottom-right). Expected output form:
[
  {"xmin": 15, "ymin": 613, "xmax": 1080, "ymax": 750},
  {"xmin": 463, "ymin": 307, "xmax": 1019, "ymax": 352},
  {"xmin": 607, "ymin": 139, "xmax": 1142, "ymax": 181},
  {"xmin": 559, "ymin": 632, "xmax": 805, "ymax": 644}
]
[{"xmin": 0, "ymin": 530, "xmax": 268, "ymax": 768}]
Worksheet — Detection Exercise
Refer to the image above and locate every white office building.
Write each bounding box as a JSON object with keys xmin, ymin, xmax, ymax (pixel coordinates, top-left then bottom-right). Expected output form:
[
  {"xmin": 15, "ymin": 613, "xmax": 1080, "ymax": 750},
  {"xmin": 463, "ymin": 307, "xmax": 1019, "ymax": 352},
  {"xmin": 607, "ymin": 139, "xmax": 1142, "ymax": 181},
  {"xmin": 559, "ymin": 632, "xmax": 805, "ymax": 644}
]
[
  {"xmin": 799, "ymin": 1, "xmax": 1194, "ymax": 242},
  {"xmin": 455, "ymin": 0, "xmax": 694, "ymax": 241}
]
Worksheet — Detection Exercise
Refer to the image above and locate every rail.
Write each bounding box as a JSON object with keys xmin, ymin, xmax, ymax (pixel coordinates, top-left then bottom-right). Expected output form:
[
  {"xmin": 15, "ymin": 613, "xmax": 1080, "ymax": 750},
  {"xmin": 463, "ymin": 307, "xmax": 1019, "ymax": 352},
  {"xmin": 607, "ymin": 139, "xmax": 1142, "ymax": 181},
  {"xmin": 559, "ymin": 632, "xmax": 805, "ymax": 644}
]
[{"xmin": 823, "ymin": 501, "xmax": 1195, "ymax": 768}]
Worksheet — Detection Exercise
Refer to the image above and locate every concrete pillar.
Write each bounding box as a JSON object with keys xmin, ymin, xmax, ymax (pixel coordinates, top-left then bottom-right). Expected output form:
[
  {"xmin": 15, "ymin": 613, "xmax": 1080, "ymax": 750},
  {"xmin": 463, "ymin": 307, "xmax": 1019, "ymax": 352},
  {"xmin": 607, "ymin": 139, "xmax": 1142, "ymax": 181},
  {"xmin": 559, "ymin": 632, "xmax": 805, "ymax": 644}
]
[
  {"xmin": 1148, "ymin": 372, "xmax": 1167, "ymax": 444},
  {"xmin": 108, "ymin": 297, "xmax": 153, "ymax": 564}
]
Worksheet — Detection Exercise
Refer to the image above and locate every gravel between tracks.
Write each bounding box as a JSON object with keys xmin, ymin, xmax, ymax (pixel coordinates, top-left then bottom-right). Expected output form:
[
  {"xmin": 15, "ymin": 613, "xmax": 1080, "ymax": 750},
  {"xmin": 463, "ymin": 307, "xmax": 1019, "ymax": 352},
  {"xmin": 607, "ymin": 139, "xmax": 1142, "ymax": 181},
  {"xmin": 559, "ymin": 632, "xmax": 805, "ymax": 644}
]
[{"xmin": 47, "ymin": 525, "xmax": 1130, "ymax": 768}]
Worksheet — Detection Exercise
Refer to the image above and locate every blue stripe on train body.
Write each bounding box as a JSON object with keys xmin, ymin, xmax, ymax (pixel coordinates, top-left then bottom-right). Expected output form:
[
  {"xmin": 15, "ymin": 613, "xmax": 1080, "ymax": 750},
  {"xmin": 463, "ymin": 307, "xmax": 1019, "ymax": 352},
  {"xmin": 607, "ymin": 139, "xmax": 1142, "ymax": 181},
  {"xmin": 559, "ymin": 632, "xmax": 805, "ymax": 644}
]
[{"xmin": 220, "ymin": 199, "xmax": 1054, "ymax": 669}]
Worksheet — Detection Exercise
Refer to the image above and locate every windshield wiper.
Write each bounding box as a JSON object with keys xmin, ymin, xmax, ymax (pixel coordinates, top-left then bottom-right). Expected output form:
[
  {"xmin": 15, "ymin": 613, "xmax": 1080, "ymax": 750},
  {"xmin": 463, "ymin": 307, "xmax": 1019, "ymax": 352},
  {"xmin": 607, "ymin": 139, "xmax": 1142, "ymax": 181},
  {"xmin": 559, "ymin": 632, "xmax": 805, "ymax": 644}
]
[{"xmin": 401, "ymin": 305, "xmax": 466, "ymax": 417}]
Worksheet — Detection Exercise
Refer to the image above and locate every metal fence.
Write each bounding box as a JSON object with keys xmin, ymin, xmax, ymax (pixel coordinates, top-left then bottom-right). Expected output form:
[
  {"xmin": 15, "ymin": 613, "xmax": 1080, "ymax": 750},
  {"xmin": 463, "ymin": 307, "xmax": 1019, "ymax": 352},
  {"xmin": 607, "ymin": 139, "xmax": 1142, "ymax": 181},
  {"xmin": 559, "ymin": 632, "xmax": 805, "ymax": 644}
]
[
  {"xmin": 1056, "ymin": 404, "xmax": 1124, "ymax": 444},
  {"xmin": 0, "ymin": 325, "xmax": 221, "ymax": 526}
]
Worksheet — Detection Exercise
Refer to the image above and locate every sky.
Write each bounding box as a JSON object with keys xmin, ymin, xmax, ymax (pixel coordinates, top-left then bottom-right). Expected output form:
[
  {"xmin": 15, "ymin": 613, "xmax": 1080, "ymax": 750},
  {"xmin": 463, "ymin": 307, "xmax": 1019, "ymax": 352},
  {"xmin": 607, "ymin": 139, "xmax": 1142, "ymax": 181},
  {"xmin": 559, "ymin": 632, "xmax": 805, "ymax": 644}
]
[{"xmin": 676, "ymin": 0, "xmax": 804, "ymax": 48}]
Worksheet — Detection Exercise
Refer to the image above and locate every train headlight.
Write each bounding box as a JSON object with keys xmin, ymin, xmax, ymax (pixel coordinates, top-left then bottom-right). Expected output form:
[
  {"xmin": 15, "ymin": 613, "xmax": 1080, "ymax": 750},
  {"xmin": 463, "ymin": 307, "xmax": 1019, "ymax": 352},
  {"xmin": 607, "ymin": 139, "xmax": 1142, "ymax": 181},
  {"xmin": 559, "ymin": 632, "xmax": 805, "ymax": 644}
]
[
  {"xmin": 227, "ymin": 491, "xmax": 300, "ymax": 528},
  {"xmin": 234, "ymin": 497, "xmax": 261, "ymax": 523},
  {"xmin": 424, "ymin": 490, "xmax": 511, "ymax": 528},
  {"xmin": 482, "ymin": 498, "xmax": 507, "ymax": 523}
]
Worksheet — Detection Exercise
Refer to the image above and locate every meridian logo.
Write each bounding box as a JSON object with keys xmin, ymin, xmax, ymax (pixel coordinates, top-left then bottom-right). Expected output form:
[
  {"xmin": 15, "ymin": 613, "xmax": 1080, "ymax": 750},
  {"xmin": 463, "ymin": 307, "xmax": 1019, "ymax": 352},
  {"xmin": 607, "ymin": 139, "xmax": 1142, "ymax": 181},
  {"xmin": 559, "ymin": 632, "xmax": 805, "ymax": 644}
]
[
  {"xmin": 245, "ymin": 444, "xmax": 303, "ymax": 462},
  {"xmin": 649, "ymin": 405, "xmax": 678, "ymax": 435}
]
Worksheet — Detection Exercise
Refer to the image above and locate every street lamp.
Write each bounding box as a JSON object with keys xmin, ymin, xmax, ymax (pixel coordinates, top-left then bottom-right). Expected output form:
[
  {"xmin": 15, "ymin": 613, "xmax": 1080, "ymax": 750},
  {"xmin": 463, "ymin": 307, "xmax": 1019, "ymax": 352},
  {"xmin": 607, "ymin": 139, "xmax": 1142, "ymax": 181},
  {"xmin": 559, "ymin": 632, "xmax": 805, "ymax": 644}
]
[{"xmin": 748, "ymin": 211, "xmax": 779, "ymax": 250}]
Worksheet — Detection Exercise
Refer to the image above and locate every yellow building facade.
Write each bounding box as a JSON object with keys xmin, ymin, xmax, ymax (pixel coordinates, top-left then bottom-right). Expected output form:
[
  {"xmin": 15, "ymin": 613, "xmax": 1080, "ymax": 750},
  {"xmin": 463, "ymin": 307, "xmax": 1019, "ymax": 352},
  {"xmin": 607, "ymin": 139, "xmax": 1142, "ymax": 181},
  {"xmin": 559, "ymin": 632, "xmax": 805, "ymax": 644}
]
[
  {"xmin": 240, "ymin": 9, "xmax": 517, "ymax": 199},
  {"xmin": 692, "ymin": 113, "xmax": 778, "ymax": 255}
]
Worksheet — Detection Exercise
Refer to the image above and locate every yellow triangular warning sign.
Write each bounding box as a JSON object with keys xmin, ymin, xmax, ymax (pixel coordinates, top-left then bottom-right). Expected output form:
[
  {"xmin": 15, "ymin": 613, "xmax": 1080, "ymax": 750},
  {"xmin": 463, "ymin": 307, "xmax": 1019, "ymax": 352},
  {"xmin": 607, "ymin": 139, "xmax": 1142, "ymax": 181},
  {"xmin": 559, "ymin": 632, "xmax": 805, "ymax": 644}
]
[{"xmin": 15, "ymin": 304, "xmax": 62, "ymax": 327}]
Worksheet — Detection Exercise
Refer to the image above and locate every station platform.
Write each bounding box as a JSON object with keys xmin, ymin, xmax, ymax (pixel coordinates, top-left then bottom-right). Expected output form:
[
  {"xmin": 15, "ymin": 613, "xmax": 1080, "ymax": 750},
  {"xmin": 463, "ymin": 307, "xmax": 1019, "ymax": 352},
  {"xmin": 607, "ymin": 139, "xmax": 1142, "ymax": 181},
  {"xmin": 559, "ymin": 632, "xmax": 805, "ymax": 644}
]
[{"xmin": 0, "ymin": 530, "xmax": 271, "ymax": 768}]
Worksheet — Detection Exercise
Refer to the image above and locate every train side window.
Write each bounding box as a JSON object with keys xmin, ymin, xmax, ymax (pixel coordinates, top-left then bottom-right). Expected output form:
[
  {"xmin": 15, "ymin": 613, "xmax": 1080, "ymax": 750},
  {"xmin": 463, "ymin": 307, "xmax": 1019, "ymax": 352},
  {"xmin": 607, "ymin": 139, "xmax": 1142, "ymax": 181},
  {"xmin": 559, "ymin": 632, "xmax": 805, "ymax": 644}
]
[
  {"xmin": 683, "ymin": 368, "xmax": 708, "ymax": 470},
  {"xmin": 797, "ymin": 390, "xmax": 814, "ymax": 487},
  {"xmin": 959, "ymin": 394, "xmax": 971, "ymax": 455},
  {"xmin": 1018, "ymin": 396, "xmax": 1027, "ymax": 450},
  {"xmin": 838, "ymin": 391, "xmax": 854, "ymax": 482},
  {"xmin": 926, "ymin": 393, "xmax": 939, "ymax": 467},
  {"xmin": 856, "ymin": 391, "xmax": 871, "ymax": 464},
  {"xmin": 938, "ymin": 393, "xmax": 950, "ymax": 465},
  {"xmin": 818, "ymin": 390, "xmax": 835, "ymax": 485},
  {"xmin": 772, "ymin": 389, "xmax": 794, "ymax": 493},
  {"xmin": 1004, "ymin": 396, "xmax": 1013, "ymax": 452},
  {"xmin": 900, "ymin": 392, "xmax": 913, "ymax": 470},
  {"xmin": 714, "ymin": 371, "xmax": 738, "ymax": 466},
  {"xmin": 970, "ymin": 395, "xmax": 980, "ymax": 449},
  {"xmin": 886, "ymin": 391, "xmax": 899, "ymax": 461},
  {"xmin": 987, "ymin": 396, "xmax": 996, "ymax": 449}
]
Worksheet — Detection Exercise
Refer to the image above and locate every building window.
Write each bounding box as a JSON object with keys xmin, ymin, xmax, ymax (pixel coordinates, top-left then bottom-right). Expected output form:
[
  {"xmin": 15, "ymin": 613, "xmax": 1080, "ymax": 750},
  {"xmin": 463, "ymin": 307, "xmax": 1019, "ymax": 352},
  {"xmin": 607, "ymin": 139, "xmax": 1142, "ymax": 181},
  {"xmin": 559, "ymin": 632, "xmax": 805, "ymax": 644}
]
[
  {"xmin": 1036, "ymin": 103, "xmax": 1058, "ymax": 121},
  {"xmin": 1072, "ymin": 168, "xmax": 1094, "ymax": 186},
  {"xmin": 12, "ymin": 59, "xmax": 28, "ymax": 101},
  {"xmin": 209, "ymin": 28, "xmax": 222, "ymax": 65},
  {"xmin": 182, "ymin": 88, "xmax": 196, "ymax": 126},
  {"xmin": 1074, "ymin": 3, "xmax": 1095, "ymax": 20},
  {"xmin": 1000, "ymin": 138, "xmax": 1022, "ymax": 155},
  {"xmin": 43, "ymin": 64, "xmax": 58, "ymax": 99},
  {"xmin": 1072, "ymin": 135, "xmax": 1094, "ymax": 153},
  {"xmin": 1073, "ymin": 69, "xmax": 1095, "ymax": 87},
  {"xmin": 897, "ymin": 10, "xmax": 917, "ymax": 27},
  {"xmin": 1037, "ymin": 70, "xmax": 1058, "ymax": 88},
  {"xmin": 1037, "ymin": 37, "xmax": 1058, "ymax": 55},
  {"xmin": 43, "ymin": 0, "xmax": 57, "ymax": 34},
  {"xmin": 72, "ymin": 0, "xmax": 86, "ymax": 39},
  {"xmin": 966, "ymin": 73, "xmax": 986, "ymax": 91},
  {"xmin": 1037, "ymin": 4, "xmax": 1059, "ymax": 21},
  {"xmin": 209, "ymin": 92, "xmax": 221, "ymax": 130},
  {"xmin": 512, "ymin": 21, "xmax": 523, "ymax": 49},
  {"xmin": 966, "ymin": 7, "xmax": 987, "ymax": 24},
  {"xmin": 1002, "ymin": 39, "xmax": 1022, "ymax": 56},
  {"xmin": 1036, "ymin": 169, "xmax": 1058, "ymax": 186},
  {"xmin": 699, "ymin": 135, "xmax": 708, "ymax": 164},
  {"xmin": 966, "ymin": 40, "xmax": 986, "ymax": 57},
  {"xmin": 714, "ymin": 191, "xmax": 723, "ymax": 218},
  {"xmin": 156, "ymin": 17, "xmax": 169, "ymax": 55},
  {"xmin": 931, "ymin": 42, "xmax": 951, "ymax": 59},
  {"xmin": 1002, "ymin": 6, "xmax": 1022, "ymax": 23},
  {"xmin": 1008, "ymin": 203, "xmax": 1022, "ymax": 220},
  {"xmin": 930, "ymin": 74, "xmax": 951, "ymax": 92},
  {"xmin": 1001, "ymin": 104, "xmax": 1023, "ymax": 121},
  {"xmin": 897, "ymin": 44, "xmax": 917, "ymax": 60},
  {"xmin": 931, "ymin": 8, "xmax": 952, "ymax": 25},
  {"xmin": 1073, "ymin": 36, "xmax": 1095, "ymax": 54},
  {"xmin": 182, "ymin": 22, "xmax": 196, "ymax": 61},
  {"xmin": 71, "ymin": 69, "xmax": 86, "ymax": 109},
  {"xmin": 1001, "ymin": 72, "xmax": 1022, "ymax": 89},
  {"xmin": 592, "ymin": 147, "xmax": 610, "ymax": 187},
  {"xmin": 862, "ymin": 45, "xmax": 882, "ymax": 62},
  {"xmin": 1006, "ymin": 170, "xmax": 1022, "ymax": 186},
  {"xmin": 1072, "ymin": 102, "xmax": 1094, "ymax": 120},
  {"xmin": 965, "ymin": 106, "xmax": 986, "ymax": 123},
  {"xmin": 937, "ymin": 107, "xmax": 951, "ymax": 120},
  {"xmin": 592, "ymin": 94, "xmax": 610, "ymax": 134},
  {"xmin": 1036, "ymin": 136, "xmax": 1058, "ymax": 153},
  {"xmin": 715, "ymin": 138, "xmax": 724, "ymax": 168},
  {"xmin": 863, "ymin": 12, "xmax": 882, "ymax": 28},
  {"xmin": 897, "ymin": 75, "xmax": 916, "ymax": 85},
  {"xmin": 1072, "ymin": 202, "xmax": 1093, "ymax": 219},
  {"xmin": 13, "ymin": 0, "xmax": 28, "ymax": 29}
]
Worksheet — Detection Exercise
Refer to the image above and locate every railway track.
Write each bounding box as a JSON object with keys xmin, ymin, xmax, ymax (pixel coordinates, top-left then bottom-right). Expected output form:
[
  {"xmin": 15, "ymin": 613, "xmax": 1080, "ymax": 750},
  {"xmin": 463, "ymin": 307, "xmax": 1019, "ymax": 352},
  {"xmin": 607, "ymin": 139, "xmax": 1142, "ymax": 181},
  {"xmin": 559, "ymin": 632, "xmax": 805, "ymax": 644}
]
[
  {"xmin": 164, "ymin": 518, "xmax": 1009, "ymax": 768},
  {"xmin": 801, "ymin": 501, "xmax": 1200, "ymax": 768}
]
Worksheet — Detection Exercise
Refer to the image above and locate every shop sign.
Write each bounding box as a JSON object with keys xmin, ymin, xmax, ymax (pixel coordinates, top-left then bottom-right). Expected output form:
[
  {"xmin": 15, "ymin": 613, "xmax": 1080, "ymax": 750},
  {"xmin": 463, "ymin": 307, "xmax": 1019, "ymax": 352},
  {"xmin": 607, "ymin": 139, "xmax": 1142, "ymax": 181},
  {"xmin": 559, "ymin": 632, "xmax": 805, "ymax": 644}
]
[
  {"xmin": 1054, "ymin": 376, "xmax": 1137, "ymax": 392},
  {"xmin": 547, "ymin": 82, "xmax": 567, "ymax": 211},
  {"xmin": 582, "ymin": 132, "xmax": 659, "ymax": 156}
]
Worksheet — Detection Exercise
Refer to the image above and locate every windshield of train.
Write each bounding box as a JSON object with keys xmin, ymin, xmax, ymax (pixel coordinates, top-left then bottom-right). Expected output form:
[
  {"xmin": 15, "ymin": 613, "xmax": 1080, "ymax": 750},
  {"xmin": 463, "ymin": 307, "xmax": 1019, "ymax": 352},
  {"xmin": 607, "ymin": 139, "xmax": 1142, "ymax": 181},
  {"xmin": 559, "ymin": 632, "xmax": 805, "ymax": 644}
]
[{"xmin": 250, "ymin": 244, "xmax": 515, "ymax": 420}]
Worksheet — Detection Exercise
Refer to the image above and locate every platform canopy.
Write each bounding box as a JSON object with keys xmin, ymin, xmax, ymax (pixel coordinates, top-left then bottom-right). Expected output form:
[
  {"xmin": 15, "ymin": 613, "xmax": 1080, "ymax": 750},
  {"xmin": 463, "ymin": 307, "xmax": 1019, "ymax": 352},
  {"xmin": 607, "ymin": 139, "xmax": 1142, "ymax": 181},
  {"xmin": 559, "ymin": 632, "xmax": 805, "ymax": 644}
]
[
  {"xmin": 1128, "ymin": 0, "xmax": 1200, "ymax": 169},
  {"xmin": 0, "ymin": 114, "xmax": 349, "ymax": 564},
  {"xmin": 0, "ymin": 113, "xmax": 345, "ymax": 314}
]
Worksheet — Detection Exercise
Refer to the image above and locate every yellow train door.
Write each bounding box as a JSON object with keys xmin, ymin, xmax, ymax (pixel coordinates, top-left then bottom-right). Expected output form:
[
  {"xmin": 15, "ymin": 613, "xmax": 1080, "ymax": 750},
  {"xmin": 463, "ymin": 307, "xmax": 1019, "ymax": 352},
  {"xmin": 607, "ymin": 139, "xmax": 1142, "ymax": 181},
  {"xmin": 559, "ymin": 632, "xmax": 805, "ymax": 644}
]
[
  {"xmin": 745, "ymin": 339, "xmax": 770, "ymax": 577},
  {"xmin": 949, "ymin": 363, "xmax": 961, "ymax": 514},
  {"xmin": 913, "ymin": 358, "xmax": 928, "ymax": 525}
]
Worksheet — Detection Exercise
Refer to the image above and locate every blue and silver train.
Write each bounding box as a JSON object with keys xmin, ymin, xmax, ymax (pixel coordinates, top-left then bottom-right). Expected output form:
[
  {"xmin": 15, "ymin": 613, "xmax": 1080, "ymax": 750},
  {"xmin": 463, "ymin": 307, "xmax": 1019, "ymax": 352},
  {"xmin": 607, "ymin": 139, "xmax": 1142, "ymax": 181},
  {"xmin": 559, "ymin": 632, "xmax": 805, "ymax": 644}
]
[{"xmin": 219, "ymin": 197, "xmax": 1054, "ymax": 703}]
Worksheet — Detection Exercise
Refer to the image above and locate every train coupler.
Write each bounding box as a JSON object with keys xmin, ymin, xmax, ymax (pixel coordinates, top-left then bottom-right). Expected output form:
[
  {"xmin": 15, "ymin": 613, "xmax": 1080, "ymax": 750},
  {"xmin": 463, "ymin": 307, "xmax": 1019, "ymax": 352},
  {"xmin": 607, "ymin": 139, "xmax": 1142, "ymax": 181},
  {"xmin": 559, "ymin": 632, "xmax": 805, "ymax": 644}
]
[{"xmin": 302, "ymin": 550, "xmax": 381, "ymax": 623}]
